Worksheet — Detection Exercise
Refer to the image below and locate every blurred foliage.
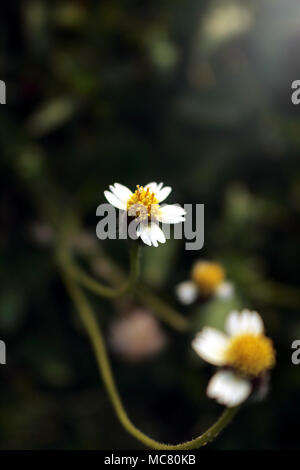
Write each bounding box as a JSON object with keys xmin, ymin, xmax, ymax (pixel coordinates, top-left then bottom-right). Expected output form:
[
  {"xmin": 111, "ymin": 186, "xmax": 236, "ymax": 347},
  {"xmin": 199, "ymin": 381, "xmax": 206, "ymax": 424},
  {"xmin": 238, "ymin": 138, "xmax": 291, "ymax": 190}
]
[{"xmin": 1, "ymin": 0, "xmax": 300, "ymax": 449}]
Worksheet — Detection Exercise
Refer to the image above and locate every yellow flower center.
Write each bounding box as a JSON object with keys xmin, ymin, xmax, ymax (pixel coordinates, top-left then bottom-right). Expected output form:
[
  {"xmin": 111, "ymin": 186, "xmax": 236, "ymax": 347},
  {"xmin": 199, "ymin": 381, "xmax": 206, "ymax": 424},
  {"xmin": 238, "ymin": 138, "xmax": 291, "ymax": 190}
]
[
  {"xmin": 127, "ymin": 186, "xmax": 160, "ymax": 221},
  {"xmin": 191, "ymin": 261, "xmax": 225, "ymax": 296},
  {"xmin": 226, "ymin": 334, "xmax": 275, "ymax": 377}
]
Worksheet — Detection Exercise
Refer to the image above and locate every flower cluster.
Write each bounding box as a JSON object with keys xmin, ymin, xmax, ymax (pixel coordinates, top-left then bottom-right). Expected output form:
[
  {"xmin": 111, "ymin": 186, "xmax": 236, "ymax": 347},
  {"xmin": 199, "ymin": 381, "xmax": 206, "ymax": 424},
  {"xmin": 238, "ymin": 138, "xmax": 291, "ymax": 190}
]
[{"xmin": 104, "ymin": 182, "xmax": 276, "ymax": 409}]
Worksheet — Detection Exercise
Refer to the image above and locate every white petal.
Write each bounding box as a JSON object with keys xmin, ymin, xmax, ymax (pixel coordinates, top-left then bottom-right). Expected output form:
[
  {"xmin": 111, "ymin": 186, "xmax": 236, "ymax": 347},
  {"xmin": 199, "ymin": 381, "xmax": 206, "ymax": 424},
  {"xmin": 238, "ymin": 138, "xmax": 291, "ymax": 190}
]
[
  {"xmin": 156, "ymin": 186, "xmax": 172, "ymax": 203},
  {"xmin": 215, "ymin": 281, "xmax": 234, "ymax": 300},
  {"xmin": 175, "ymin": 281, "xmax": 198, "ymax": 305},
  {"xmin": 192, "ymin": 327, "xmax": 229, "ymax": 366},
  {"xmin": 109, "ymin": 183, "xmax": 132, "ymax": 202},
  {"xmin": 144, "ymin": 182, "xmax": 172, "ymax": 202},
  {"xmin": 137, "ymin": 223, "xmax": 166, "ymax": 247},
  {"xmin": 104, "ymin": 190, "xmax": 127, "ymax": 210},
  {"xmin": 158, "ymin": 205, "xmax": 186, "ymax": 224},
  {"xmin": 148, "ymin": 224, "xmax": 159, "ymax": 247},
  {"xmin": 145, "ymin": 182, "xmax": 159, "ymax": 193},
  {"xmin": 226, "ymin": 310, "xmax": 264, "ymax": 337},
  {"xmin": 150, "ymin": 223, "xmax": 166, "ymax": 245},
  {"xmin": 137, "ymin": 224, "xmax": 152, "ymax": 246},
  {"xmin": 207, "ymin": 370, "xmax": 251, "ymax": 407}
]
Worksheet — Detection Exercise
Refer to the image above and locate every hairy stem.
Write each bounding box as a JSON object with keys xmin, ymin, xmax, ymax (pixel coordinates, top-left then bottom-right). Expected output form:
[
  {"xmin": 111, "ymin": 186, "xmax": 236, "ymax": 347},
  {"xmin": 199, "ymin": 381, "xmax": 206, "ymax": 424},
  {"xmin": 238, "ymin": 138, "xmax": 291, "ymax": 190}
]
[{"xmin": 61, "ymin": 269, "xmax": 238, "ymax": 450}]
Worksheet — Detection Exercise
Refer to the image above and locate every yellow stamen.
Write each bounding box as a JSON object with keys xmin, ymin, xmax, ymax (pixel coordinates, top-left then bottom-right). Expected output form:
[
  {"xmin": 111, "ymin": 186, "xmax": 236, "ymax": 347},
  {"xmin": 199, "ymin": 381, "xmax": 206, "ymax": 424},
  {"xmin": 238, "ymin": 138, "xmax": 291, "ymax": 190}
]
[
  {"xmin": 127, "ymin": 186, "xmax": 160, "ymax": 221},
  {"xmin": 226, "ymin": 333, "xmax": 275, "ymax": 377},
  {"xmin": 191, "ymin": 261, "xmax": 225, "ymax": 296}
]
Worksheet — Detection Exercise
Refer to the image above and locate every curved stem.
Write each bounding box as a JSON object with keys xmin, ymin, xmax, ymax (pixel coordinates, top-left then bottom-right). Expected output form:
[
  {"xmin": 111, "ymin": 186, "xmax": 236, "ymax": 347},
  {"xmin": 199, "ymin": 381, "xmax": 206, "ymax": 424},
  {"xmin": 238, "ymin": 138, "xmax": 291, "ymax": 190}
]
[
  {"xmin": 63, "ymin": 248, "xmax": 189, "ymax": 331},
  {"xmin": 59, "ymin": 243, "xmax": 141, "ymax": 299},
  {"xmin": 61, "ymin": 269, "xmax": 239, "ymax": 450},
  {"xmin": 136, "ymin": 285, "xmax": 190, "ymax": 332},
  {"xmin": 57, "ymin": 225, "xmax": 189, "ymax": 331}
]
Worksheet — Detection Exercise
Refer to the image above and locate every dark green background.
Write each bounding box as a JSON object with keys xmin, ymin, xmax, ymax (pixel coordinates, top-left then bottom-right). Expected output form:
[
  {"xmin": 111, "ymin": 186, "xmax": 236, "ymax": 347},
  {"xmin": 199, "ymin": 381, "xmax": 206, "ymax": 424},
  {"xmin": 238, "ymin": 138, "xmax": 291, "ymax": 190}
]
[{"xmin": 0, "ymin": 0, "xmax": 300, "ymax": 449}]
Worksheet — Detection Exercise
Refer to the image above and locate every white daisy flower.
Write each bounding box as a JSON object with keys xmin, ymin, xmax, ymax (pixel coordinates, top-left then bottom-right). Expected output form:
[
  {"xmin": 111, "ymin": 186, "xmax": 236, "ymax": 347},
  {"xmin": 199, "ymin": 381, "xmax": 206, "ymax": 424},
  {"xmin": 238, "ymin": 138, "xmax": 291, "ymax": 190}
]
[
  {"xmin": 192, "ymin": 310, "xmax": 276, "ymax": 407},
  {"xmin": 176, "ymin": 261, "xmax": 234, "ymax": 305},
  {"xmin": 104, "ymin": 182, "xmax": 186, "ymax": 247}
]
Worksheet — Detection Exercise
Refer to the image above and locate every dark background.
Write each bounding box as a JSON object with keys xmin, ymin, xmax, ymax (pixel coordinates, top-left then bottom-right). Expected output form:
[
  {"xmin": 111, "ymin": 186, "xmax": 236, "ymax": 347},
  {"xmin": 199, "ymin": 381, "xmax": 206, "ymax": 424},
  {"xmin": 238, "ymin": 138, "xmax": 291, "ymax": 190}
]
[{"xmin": 0, "ymin": 0, "xmax": 300, "ymax": 449}]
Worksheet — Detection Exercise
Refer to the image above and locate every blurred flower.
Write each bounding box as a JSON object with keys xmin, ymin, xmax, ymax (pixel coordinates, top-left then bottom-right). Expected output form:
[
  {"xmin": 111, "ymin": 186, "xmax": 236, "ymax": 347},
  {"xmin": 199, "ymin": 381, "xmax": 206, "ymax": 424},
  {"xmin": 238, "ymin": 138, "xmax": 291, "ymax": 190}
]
[
  {"xmin": 104, "ymin": 182, "xmax": 186, "ymax": 247},
  {"xmin": 109, "ymin": 309, "xmax": 167, "ymax": 362},
  {"xmin": 202, "ymin": 1, "xmax": 252, "ymax": 50},
  {"xmin": 192, "ymin": 261, "xmax": 225, "ymax": 295},
  {"xmin": 192, "ymin": 310, "xmax": 276, "ymax": 406},
  {"xmin": 176, "ymin": 261, "xmax": 234, "ymax": 305}
]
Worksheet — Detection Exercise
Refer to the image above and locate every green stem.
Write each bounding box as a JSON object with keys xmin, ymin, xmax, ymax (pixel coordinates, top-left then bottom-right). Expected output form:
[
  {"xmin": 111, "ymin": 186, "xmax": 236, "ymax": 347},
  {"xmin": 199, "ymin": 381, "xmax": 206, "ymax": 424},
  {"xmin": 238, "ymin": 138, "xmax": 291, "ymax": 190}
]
[
  {"xmin": 136, "ymin": 285, "xmax": 190, "ymax": 332},
  {"xmin": 61, "ymin": 270, "xmax": 239, "ymax": 450},
  {"xmin": 63, "ymin": 244, "xmax": 189, "ymax": 332},
  {"xmin": 59, "ymin": 243, "xmax": 140, "ymax": 299}
]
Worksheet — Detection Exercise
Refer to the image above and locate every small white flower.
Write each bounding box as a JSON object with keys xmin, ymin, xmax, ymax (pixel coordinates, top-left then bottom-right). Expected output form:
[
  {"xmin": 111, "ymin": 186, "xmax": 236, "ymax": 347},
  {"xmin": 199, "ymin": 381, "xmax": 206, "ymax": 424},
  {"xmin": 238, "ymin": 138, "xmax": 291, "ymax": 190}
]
[
  {"xmin": 104, "ymin": 182, "xmax": 186, "ymax": 247},
  {"xmin": 192, "ymin": 310, "xmax": 275, "ymax": 407},
  {"xmin": 175, "ymin": 261, "xmax": 234, "ymax": 305}
]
